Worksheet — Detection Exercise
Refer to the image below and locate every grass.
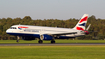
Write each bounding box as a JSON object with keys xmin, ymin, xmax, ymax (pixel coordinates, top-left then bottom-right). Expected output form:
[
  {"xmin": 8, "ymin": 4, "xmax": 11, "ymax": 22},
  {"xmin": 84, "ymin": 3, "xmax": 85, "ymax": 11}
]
[
  {"xmin": 0, "ymin": 46, "xmax": 105, "ymax": 59},
  {"xmin": 0, "ymin": 40, "xmax": 105, "ymax": 43}
]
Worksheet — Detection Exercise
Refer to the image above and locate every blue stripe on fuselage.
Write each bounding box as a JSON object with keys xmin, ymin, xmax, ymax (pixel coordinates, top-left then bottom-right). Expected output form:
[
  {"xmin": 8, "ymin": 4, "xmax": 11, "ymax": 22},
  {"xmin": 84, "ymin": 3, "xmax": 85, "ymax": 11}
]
[
  {"xmin": 6, "ymin": 33, "xmax": 40, "ymax": 38},
  {"xmin": 6, "ymin": 33, "xmax": 75, "ymax": 40}
]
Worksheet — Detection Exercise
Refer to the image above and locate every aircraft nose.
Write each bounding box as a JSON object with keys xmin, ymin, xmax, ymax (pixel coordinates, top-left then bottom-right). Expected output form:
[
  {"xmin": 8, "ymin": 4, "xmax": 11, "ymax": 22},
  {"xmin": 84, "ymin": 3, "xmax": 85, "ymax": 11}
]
[{"xmin": 6, "ymin": 29, "xmax": 12, "ymax": 33}]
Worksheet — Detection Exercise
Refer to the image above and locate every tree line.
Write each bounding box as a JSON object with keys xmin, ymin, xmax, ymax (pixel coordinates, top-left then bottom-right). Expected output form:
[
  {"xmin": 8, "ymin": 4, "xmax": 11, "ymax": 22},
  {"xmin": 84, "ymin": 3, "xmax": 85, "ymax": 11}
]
[{"xmin": 0, "ymin": 15, "xmax": 105, "ymax": 40}]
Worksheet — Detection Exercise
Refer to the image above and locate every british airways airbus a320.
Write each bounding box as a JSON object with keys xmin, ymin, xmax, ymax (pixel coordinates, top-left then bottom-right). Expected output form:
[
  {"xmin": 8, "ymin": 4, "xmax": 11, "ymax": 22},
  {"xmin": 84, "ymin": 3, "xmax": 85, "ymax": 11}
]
[{"xmin": 6, "ymin": 14, "xmax": 90, "ymax": 43}]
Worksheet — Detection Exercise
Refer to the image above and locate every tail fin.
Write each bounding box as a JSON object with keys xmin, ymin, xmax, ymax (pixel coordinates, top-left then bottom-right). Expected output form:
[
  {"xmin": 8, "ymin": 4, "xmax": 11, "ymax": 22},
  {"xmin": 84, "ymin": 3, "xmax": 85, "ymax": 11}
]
[{"xmin": 73, "ymin": 14, "xmax": 89, "ymax": 31}]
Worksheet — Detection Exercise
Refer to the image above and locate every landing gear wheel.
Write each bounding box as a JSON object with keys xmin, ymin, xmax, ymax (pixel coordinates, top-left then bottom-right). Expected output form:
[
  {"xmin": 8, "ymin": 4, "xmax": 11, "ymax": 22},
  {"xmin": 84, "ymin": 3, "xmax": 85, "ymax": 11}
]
[
  {"xmin": 16, "ymin": 36, "xmax": 19, "ymax": 43},
  {"xmin": 38, "ymin": 40, "xmax": 43, "ymax": 44},
  {"xmin": 16, "ymin": 40, "xmax": 19, "ymax": 43},
  {"xmin": 51, "ymin": 40, "xmax": 55, "ymax": 44}
]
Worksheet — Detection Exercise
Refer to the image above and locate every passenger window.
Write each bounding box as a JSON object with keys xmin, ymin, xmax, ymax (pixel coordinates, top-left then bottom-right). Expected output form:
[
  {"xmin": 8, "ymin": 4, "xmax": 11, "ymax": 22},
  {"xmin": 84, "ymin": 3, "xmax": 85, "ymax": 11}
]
[{"xmin": 10, "ymin": 27, "xmax": 17, "ymax": 29}]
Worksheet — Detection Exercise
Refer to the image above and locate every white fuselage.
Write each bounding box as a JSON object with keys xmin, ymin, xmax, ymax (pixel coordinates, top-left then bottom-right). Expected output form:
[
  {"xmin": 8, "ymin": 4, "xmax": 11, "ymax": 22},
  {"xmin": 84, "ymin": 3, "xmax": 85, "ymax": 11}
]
[
  {"xmin": 6, "ymin": 25, "xmax": 85, "ymax": 38},
  {"xmin": 6, "ymin": 14, "xmax": 89, "ymax": 43}
]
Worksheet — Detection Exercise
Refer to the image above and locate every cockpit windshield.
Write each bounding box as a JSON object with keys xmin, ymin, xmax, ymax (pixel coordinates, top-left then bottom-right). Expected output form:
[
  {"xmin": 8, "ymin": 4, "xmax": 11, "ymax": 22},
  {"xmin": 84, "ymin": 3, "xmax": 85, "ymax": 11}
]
[{"xmin": 10, "ymin": 27, "xmax": 17, "ymax": 29}]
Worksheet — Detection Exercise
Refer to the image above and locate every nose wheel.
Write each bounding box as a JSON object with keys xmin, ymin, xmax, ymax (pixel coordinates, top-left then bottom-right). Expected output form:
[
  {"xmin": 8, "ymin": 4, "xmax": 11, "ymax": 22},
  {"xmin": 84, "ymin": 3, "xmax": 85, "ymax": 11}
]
[
  {"xmin": 16, "ymin": 36, "xmax": 19, "ymax": 43},
  {"xmin": 16, "ymin": 40, "xmax": 19, "ymax": 43}
]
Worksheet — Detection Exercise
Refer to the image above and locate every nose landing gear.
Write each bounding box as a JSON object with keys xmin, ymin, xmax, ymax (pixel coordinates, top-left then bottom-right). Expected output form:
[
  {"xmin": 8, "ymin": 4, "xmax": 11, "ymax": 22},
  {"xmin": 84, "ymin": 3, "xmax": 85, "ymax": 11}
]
[{"xmin": 16, "ymin": 36, "xmax": 19, "ymax": 43}]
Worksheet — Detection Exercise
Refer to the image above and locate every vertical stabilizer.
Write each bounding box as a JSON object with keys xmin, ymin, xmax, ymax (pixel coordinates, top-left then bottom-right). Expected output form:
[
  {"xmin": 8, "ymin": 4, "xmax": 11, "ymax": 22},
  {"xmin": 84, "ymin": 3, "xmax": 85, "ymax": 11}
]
[{"xmin": 73, "ymin": 14, "xmax": 89, "ymax": 31}]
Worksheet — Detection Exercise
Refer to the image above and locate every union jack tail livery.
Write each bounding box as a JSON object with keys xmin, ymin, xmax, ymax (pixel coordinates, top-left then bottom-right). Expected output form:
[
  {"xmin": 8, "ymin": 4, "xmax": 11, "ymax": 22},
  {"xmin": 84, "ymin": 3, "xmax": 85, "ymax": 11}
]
[{"xmin": 73, "ymin": 14, "xmax": 88, "ymax": 31}]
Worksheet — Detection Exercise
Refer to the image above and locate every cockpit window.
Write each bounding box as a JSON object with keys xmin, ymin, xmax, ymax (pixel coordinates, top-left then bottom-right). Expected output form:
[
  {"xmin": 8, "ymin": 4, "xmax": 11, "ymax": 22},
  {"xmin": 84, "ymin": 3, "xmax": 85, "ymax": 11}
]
[{"xmin": 10, "ymin": 27, "xmax": 17, "ymax": 29}]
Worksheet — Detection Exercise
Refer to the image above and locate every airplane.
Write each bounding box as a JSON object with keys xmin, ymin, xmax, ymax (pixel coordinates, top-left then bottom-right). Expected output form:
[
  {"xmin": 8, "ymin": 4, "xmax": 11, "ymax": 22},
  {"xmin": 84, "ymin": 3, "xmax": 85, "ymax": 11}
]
[{"xmin": 6, "ymin": 14, "xmax": 90, "ymax": 43}]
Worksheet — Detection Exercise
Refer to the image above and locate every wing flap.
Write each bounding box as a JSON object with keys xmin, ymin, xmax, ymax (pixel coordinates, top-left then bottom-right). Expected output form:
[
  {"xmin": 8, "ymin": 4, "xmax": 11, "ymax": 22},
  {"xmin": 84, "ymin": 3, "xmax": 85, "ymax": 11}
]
[{"xmin": 48, "ymin": 32, "xmax": 77, "ymax": 36}]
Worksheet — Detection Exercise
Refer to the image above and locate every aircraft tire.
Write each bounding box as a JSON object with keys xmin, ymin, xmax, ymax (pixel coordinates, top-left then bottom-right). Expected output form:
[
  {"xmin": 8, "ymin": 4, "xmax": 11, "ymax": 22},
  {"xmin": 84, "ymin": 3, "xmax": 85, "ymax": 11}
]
[
  {"xmin": 51, "ymin": 40, "xmax": 55, "ymax": 44},
  {"xmin": 38, "ymin": 40, "xmax": 43, "ymax": 44},
  {"xmin": 16, "ymin": 40, "xmax": 19, "ymax": 43}
]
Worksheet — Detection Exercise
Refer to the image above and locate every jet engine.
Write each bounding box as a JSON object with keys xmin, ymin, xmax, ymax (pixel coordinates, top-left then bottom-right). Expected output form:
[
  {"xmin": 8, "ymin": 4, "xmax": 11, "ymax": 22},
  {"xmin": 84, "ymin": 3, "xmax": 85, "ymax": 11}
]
[{"xmin": 40, "ymin": 34, "xmax": 53, "ymax": 40}]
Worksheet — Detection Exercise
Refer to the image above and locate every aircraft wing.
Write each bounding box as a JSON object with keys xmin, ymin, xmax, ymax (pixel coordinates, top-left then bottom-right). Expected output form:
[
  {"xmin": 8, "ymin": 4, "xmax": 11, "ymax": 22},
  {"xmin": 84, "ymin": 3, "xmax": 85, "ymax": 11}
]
[{"xmin": 47, "ymin": 32, "xmax": 77, "ymax": 36}]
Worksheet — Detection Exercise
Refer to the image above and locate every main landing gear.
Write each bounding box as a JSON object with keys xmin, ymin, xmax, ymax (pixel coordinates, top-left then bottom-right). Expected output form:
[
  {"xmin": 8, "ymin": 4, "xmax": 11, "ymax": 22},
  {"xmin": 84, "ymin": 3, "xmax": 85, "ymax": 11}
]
[
  {"xmin": 38, "ymin": 40, "xmax": 55, "ymax": 44},
  {"xmin": 39, "ymin": 35, "xmax": 55, "ymax": 44},
  {"xmin": 38, "ymin": 40, "xmax": 43, "ymax": 44},
  {"xmin": 51, "ymin": 40, "xmax": 55, "ymax": 43}
]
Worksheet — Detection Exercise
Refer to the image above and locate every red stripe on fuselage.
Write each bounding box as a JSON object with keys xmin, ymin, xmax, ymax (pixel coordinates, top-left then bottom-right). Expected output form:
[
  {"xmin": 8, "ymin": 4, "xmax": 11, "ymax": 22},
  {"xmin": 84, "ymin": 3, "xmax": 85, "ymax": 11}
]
[
  {"xmin": 79, "ymin": 16, "xmax": 88, "ymax": 23},
  {"xmin": 18, "ymin": 26, "xmax": 28, "ymax": 28}
]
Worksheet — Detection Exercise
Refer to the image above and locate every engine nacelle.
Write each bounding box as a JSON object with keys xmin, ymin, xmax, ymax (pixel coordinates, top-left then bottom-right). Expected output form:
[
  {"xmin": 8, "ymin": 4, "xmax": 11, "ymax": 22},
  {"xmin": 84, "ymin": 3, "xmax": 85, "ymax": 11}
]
[
  {"xmin": 22, "ymin": 36, "xmax": 35, "ymax": 40},
  {"xmin": 40, "ymin": 34, "xmax": 53, "ymax": 40}
]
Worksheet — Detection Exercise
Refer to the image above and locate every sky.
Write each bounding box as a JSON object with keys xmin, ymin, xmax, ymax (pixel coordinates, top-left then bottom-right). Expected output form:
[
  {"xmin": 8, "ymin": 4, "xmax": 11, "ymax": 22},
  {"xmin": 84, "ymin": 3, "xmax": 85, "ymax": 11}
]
[{"xmin": 0, "ymin": 0, "xmax": 105, "ymax": 20}]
